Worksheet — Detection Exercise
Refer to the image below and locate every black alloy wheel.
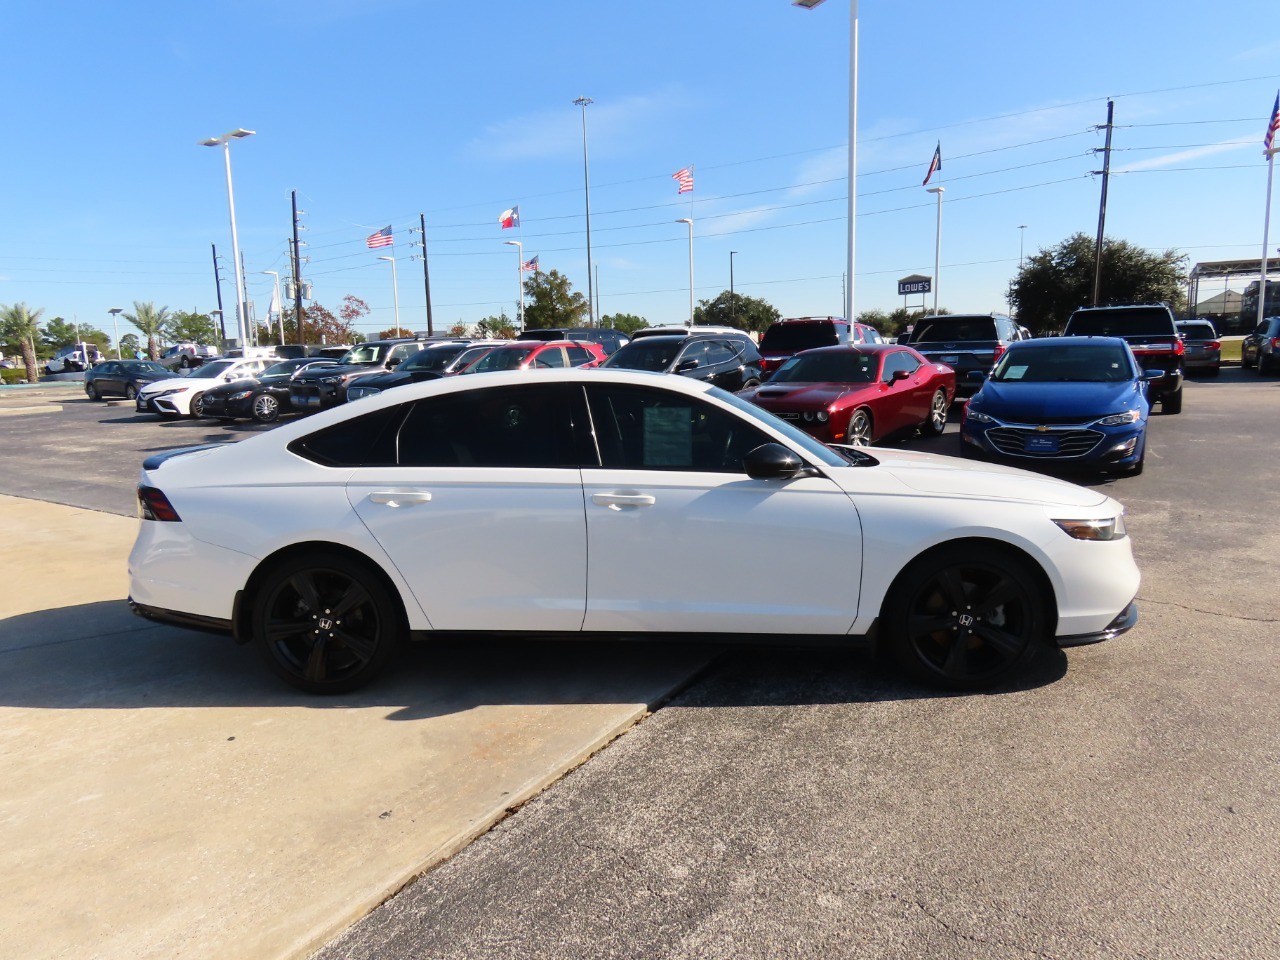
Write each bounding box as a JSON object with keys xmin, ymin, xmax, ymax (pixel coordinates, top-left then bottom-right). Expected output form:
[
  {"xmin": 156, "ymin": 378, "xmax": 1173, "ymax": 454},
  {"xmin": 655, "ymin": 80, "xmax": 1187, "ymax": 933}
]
[
  {"xmin": 85, "ymin": 382, "xmax": 100, "ymax": 401},
  {"xmin": 189, "ymin": 392, "xmax": 205, "ymax": 418},
  {"xmin": 125, "ymin": 384, "xmax": 137, "ymax": 400},
  {"xmin": 252, "ymin": 554, "xmax": 404, "ymax": 694},
  {"xmin": 920, "ymin": 389, "xmax": 948, "ymax": 436},
  {"xmin": 847, "ymin": 408, "xmax": 873, "ymax": 445},
  {"xmin": 252, "ymin": 393, "xmax": 280, "ymax": 423},
  {"xmin": 884, "ymin": 545, "xmax": 1045, "ymax": 690}
]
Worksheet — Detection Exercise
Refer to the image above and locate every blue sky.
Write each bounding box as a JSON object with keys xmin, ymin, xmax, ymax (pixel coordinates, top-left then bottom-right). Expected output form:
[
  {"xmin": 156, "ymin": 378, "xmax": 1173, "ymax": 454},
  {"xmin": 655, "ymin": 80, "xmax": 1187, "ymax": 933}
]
[{"xmin": 4, "ymin": 1, "xmax": 1280, "ymax": 341}]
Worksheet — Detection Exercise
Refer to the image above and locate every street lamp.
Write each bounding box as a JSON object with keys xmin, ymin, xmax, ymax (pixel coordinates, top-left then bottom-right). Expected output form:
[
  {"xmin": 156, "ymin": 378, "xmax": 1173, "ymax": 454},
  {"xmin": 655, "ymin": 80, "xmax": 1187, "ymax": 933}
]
[
  {"xmin": 261, "ymin": 270, "xmax": 284, "ymax": 345},
  {"xmin": 107, "ymin": 307, "xmax": 123, "ymax": 359},
  {"xmin": 573, "ymin": 96, "xmax": 596, "ymax": 327},
  {"xmin": 199, "ymin": 128, "xmax": 255, "ymax": 350},
  {"xmin": 677, "ymin": 218, "xmax": 695, "ymax": 326},
  {"xmin": 794, "ymin": 0, "xmax": 856, "ymax": 322},
  {"xmin": 1018, "ymin": 224, "xmax": 1028, "ymax": 270},
  {"xmin": 504, "ymin": 240, "xmax": 525, "ymax": 332},
  {"xmin": 729, "ymin": 251, "xmax": 738, "ymax": 325},
  {"xmin": 377, "ymin": 256, "xmax": 402, "ymax": 334},
  {"xmin": 925, "ymin": 186, "xmax": 944, "ymax": 315}
]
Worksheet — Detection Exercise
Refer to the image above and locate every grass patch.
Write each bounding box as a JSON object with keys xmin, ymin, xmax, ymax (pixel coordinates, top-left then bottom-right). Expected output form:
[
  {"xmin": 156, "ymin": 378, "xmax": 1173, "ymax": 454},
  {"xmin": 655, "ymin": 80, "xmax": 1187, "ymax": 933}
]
[
  {"xmin": 1, "ymin": 369, "xmax": 34, "ymax": 385},
  {"xmin": 1219, "ymin": 336, "xmax": 1244, "ymax": 363}
]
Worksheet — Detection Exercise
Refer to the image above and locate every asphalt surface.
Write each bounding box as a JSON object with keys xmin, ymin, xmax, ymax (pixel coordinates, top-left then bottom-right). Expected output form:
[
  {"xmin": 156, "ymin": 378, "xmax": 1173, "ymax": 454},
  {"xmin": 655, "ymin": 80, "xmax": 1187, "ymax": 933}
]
[{"xmin": 3, "ymin": 370, "xmax": 1278, "ymax": 959}]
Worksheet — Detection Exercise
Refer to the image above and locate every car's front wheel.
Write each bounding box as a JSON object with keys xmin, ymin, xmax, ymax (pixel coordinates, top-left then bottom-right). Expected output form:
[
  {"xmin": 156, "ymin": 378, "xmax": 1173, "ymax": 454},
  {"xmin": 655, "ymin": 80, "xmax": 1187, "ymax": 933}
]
[
  {"xmin": 920, "ymin": 389, "xmax": 948, "ymax": 436},
  {"xmin": 882, "ymin": 545, "xmax": 1046, "ymax": 690},
  {"xmin": 125, "ymin": 384, "xmax": 137, "ymax": 400},
  {"xmin": 189, "ymin": 392, "xmax": 206, "ymax": 418},
  {"xmin": 847, "ymin": 408, "xmax": 873, "ymax": 445},
  {"xmin": 85, "ymin": 382, "xmax": 100, "ymax": 401},
  {"xmin": 252, "ymin": 394, "xmax": 280, "ymax": 423},
  {"xmin": 251, "ymin": 553, "xmax": 405, "ymax": 694}
]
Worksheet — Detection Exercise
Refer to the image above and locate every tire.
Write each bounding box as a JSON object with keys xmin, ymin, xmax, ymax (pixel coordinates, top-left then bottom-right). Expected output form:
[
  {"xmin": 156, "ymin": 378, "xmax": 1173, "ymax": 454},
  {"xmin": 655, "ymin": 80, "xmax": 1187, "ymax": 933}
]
[
  {"xmin": 252, "ymin": 393, "xmax": 281, "ymax": 423},
  {"xmin": 189, "ymin": 392, "xmax": 205, "ymax": 418},
  {"xmin": 251, "ymin": 553, "xmax": 404, "ymax": 694},
  {"xmin": 1258, "ymin": 352, "xmax": 1272, "ymax": 376},
  {"xmin": 1241, "ymin": 349, "xmax": 1254, "ymax": 370},
  {"xmin": 740, "ymin": 378, "xmax": 761, "ymax": 391},
  {"xmin": 920, "ymin": 389, "xmax": 948, "ymax": 437},
  {"xmin": 1207, "ymin": 366, "xmax": 1221, "ymax": 377},
  {"xmin": 1162, "ymin": 388, "xmax": 1182, "ymax": 415},
  {"xmin": 882, "ymin": 545, "xmax": 1046, "ymax": 690},
  {"xmin": 847, "ymin": 408, "xmax": 873, "ymax": 446},
  {"xmin": 180, "ymin": 355, "xmax": 191, "ymax": 369},
  {"xmin": 85, "ymin": 382, "xmax": 100, "ymax": 401},
  {"xmin": 125, "ymin": 384, "xmax": 137, "ymax": 400}
]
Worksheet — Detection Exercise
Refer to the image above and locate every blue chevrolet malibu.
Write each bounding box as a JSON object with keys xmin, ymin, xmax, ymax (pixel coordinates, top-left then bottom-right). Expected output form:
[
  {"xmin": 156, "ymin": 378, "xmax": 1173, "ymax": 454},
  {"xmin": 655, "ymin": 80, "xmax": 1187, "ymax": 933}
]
[{"xmin": 960, "ymin": 336, "xmax": 1158, "ymax": 476}]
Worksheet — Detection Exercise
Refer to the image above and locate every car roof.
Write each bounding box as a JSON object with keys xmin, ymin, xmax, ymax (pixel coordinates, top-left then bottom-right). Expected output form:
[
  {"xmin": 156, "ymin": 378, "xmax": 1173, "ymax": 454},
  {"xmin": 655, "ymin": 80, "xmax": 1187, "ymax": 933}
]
[
  {"xmin": 793, "ymin": 343, "xmax": 899, "ymax": 355},
  {"xmin": 1007, "ymin": 335, "xmax": 1129, "ymax": 350}
]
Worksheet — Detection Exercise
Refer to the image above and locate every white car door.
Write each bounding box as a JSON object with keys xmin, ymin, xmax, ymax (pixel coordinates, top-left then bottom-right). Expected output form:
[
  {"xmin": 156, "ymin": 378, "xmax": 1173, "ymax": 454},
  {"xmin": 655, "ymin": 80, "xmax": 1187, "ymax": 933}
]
[
  {"xmin": 580, "ymin": 383, "xmax": 863, "ymax": 635},
  {"xmin": 344, "ymin": 383, "xmax": 588, "ymax": 632}
]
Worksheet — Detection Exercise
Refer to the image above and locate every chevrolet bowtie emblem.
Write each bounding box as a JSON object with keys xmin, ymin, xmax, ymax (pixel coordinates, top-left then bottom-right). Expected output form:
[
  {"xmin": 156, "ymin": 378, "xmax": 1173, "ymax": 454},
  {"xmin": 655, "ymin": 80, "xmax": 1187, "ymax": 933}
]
[{"xmin": 1036, "ymin": 425, "xmax": 1048, "ymax": 432}]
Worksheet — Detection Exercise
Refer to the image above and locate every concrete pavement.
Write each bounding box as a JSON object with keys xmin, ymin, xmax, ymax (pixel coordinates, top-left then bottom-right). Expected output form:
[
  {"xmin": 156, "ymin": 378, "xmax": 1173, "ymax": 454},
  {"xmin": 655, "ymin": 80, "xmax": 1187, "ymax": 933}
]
[{"xmin": 0, "ymin": 494, "xmax": 712, "ymax": 960}]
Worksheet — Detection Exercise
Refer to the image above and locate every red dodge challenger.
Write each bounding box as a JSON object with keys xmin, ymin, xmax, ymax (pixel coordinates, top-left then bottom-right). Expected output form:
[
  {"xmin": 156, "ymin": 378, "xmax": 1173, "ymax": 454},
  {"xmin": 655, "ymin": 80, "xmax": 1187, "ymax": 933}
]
[{"xmin": 737, "ymin": 344, "xmax": 956, "ymax": 445}]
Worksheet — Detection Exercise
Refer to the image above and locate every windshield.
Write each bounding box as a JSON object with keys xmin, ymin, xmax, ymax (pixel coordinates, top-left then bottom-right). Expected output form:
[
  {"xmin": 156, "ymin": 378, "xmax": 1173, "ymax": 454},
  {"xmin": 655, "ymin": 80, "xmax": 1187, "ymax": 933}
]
[
  {"xmin": 991, "ymin": 344, "xmax": 1134, "ymax": 383},
  {"xmin": 911, "ymin": 318, "xmax": 997, "ymax": 343},
  {"xmin": 336, "ymin": 343, "xmax": 389, "ymax": 366},
  {"xmin": 404, "ymin": 345, "xmax": 468, "ymax": 372},
  {"xmin": 771, "ymin": 351, "xmax": 876, "ymax": 384},
  {"xmin": 602, "ymin": 339, "xmax": 682, "ymax": 372},
  {"xmin": 466, "ymin": 347, "xmax": 536, "ymax": 373},
  {"xmin": 189, "ymin": 360, "xmax": 235, "ymax": 379},
  {"xmin": 1067, "ymin": 308, "xmax": 1174, "ymax": 337},
  {"xmin": 712, "ymin": 388, "xmax": 848, "ymax": 467},
  {"xmin": 1178, "ymin": 323, "xmax": 1216, "ymax": 339},
  {"xmin": 760, "ymin": 323, "xmax": 841, "ymax": 352},
  {"xmin": 126, "ymin": 361, "xmax": 167, "ymax": 375},
  {"xmin": 262, "ymin": 360, "xmax": 307, "ymax": 377}
]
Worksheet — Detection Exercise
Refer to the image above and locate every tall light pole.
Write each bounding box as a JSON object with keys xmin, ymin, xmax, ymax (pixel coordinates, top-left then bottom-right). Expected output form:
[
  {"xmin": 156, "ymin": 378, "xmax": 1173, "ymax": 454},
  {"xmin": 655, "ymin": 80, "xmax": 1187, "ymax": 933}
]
[
  {"xmin": 926, "ymin": 185, "xmax": 944, "ymax": 314},
  {"xmin": 199, "ymin": 129, "xmax": 255, "ymax": 349},
  {"xmin": 261, "ymin": 270, "xmax": 285, "ymax": 345},
  {"xmin": 377, "ymin": 255, "xmax": 402, "ymax": 334},
  {"xmin": 504, "ymin": 240, "xmax": 525, "ymax": 332},
  {"xmin": 107, "ymin": 307, "xmax": 123, "ymax": 359},
  {"xmin": 677, "ymin": 218, "xmax": 695, "ymax": 326},
  {"xmin": 794, "ymin": 0, "xmax": 856, "ymax": 322},
  {"xmin": 729, "ymin": 251, "xmax": 738, "ymax": 326},
  {"xmin": 1018, "ymin": 224, "xmax": 1028, "ymax": 269},
  {"xmin": 573, "ymin": 96, "xmax": 596, "ymax": 327}
]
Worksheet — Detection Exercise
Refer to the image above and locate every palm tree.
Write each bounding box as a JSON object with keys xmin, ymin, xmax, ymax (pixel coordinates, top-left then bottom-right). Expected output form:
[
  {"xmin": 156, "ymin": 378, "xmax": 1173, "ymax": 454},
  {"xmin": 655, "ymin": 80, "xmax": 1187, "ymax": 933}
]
[
  {"xmin": 0, "ymin": 302, "xmax": 45, "ymax": 384},
  {"xmin": 123, "ymin": 301, "xmax": 171, "ymax": 360}
]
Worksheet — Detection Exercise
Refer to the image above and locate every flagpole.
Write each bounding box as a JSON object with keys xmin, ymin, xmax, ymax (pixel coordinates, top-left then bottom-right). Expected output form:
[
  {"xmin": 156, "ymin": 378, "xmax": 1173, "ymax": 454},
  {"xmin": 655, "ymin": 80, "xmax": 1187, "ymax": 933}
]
[{"xmin": 1260, "ymin": 148, "xmax": 1277, "ymax": 328}]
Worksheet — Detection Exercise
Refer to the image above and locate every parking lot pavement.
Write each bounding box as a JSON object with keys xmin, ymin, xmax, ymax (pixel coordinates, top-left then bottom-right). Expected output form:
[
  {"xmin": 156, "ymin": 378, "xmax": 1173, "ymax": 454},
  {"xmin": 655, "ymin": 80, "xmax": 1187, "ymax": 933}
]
[{"xmin": 0, "ymin": 493, "xmax": 714, "ymax": 960}]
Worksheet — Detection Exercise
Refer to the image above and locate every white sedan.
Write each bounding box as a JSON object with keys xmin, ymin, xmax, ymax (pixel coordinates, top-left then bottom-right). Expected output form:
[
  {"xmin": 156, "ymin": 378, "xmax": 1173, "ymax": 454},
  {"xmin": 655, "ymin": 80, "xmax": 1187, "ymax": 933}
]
[
  {"xmin": 128, "ymin": 369, "xmax": 1140, "ymax": 693},
  {"xmin": 136, "ymin": 357, "xmax": 271, "ymax": 418}
]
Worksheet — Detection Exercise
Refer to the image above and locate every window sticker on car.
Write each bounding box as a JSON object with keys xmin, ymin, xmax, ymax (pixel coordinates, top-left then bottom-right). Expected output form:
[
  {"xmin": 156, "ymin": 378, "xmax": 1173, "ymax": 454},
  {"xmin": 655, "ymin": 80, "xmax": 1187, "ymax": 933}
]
[
  {"xmin": 1004, "ymin": 365, "xmax": 1029, "ymax": 379},
  {"xmin": 643, "ymin": 406, "xmax": 692, "ymax": 467}
]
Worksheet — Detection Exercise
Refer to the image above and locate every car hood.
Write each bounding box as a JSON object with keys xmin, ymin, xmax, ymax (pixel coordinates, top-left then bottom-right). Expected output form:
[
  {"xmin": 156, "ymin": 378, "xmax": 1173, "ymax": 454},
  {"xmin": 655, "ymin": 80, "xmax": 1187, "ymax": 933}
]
[
  {"xmin": 292, "ymin": 362, "xmax": 378, "ymax": 381},
  {"xmin": 743, "ymin": 381, "xmax": 868, "ymax": 408},
  {"xmin": 139, "ymin": 376, "xmax": 203, "ymax": 393},
  {"xmin": 833, "ymin": 447, "xmax": 1112, "ymax": 509},
  {"xmin": 205, "ymin": 377, "xmax": 265, "ymax": 397},
  {"xmin": 353, "ymin": 370, "xmax": 434, "ymax": 389},
  {"xmin": 970, "ymin": 380, "xmax": 1144, "ymax": 422}
]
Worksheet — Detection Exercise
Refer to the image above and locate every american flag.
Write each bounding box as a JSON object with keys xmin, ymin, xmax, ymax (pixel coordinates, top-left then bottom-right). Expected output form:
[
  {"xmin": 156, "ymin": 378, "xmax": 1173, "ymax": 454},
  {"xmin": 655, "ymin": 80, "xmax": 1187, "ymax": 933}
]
[
  {"xmin": 1266, "ymin": 93, "xmax": 1280, "ymax": 154},
  {"xmin": 366, "ymin": 225, "xmax": 393, "ymax": 249},
  {"xmin": 521, "ymin": 255, "xmax": 539, "ymax": 272},
  {"xmin": 499, "ymin": 206, "xmax": 520, "ymax": 229},
  {"xmin": 672, "ymin": 167, "xmax": 694, "ymax": 194},
  {"xmin": 922, "ymin": 143, "xmax": 942, "ymax": 186}
]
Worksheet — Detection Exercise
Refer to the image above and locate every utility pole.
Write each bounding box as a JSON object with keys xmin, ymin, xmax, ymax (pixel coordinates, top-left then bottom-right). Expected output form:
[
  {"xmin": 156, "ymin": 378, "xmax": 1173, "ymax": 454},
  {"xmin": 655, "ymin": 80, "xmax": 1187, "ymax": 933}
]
[
  {"xmin": 238, "ymin": 249, "xmax": 255, "ymax": 344},
  {"xmin": 1092, "ymin": 99, "xmax": 1115, "ymax": 307},
  {"xmin": 291, "ymin": 190, "xmax": 304, "ymax": 344},
  {"xmin": 418, "ymin": 213, "xmax": 434, "ymax": 335},
  {"xmin": 210, "ymin": 243, "xmax": 226, "ymax": 343}
]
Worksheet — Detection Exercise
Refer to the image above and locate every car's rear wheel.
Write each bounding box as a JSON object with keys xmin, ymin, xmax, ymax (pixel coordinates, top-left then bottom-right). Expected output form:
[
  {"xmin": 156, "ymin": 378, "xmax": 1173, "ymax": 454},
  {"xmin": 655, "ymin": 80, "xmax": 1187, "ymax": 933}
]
[
  {"xmin": 85, "ymin": 382, "xmax": 100, "ymax": 401},
  {"xmin": 252, "ymin": 394, "xmax": 280, "ymax": 423},
  {"xmin": 847, "ymin": 408, "xmax": 873, "ymax": 445},
  {"xmin": 1258, "ymin": 352, "xmax": 1272, "ymax": 376},
  {"xmin": 883, "ymin": 545, "xmax": 1045, "ymax": 690},
  {"xmin": 920, "ymin": 389, "xmax": 948, "ymax": 436},
  {"xmin": 189, "ymin": 392, "xmax": 206, "ymax": 418},
  {"xmin": 1162, "ymin": 389, "xmax": 1183, "ymax": 414},
  {"xmin": 251, "ymin": 553, "xmax": 404, "ymax": 694},
  {"xmin": 179, "ymin": 355, "xmax": 191, "ymax": 369},
  {"xmin": 125, "ymin": 384, "xmax": 137, "ymax": 400}
]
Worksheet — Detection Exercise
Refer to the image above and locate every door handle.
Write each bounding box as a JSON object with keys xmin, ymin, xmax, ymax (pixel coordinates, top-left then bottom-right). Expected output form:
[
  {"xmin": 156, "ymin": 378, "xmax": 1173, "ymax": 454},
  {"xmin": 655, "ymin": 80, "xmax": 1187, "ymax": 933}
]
[
  {"xmin": 592, "ymin": 493, "xmax": 656, "ymax": 510},
  {"xmin": 368, "ymin": 491, "xmax": 432, "ymax": 507}
]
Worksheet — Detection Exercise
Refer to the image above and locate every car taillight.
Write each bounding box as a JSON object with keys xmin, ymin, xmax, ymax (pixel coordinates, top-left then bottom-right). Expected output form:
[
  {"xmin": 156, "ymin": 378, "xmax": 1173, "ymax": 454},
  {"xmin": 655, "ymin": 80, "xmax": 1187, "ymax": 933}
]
[
  {"xmin": 1173, "ymin": 339, "xmax": 1185, "ymax": 355},
  {"xmin": 991, "ymin": 344, "xmax": 1006, "ymax": 362},
  {"xmin": 1271, "ymin": 337, "xmax": 1280, "ymax": 351},
  {"xmin": 1208, "ymin": 340, "xmax": 1220, "ymax": 350},
  {"xmin": 137, "ymin": 485, "xmax": 181, "ymax": 522}
]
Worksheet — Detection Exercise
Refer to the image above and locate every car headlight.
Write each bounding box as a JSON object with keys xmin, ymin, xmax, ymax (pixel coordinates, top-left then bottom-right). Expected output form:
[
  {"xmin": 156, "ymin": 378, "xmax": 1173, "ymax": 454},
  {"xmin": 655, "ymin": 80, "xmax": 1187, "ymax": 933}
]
[
  {"xmin": 228, "ymin": 390, "xmax": 254, "ymax": 401},
  {"xmin": 154, "ymin": 387, "xmax": 190, "ymax": 398},
  {"xmin": 349, "ymin": 387, "xmax": 379, "ymax": 400},
  {"xmin": 319, "ymin": 374, "xmax": 349, "ymax": 384},
  {"xmin": 966, "ymin": 409, "xmax": 995, "ymax": 424},
  {"xmin": 816, "ymin": 410, "xmax": 829, "ymax": 423},
  {"xmin": 1052, "ymin": 515, "xmax": 1127, "ymax": 541},
  {"xmin": 1096, "ymin": 409, "xmax": 1141, "ymax": 426}
]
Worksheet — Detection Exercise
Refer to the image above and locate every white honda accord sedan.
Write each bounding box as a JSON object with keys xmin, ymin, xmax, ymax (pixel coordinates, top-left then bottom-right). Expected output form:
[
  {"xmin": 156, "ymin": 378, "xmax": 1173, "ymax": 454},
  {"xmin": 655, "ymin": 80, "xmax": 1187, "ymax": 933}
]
[{"xmin": 128, "ymin": 369, "xmax": 1140, "ymax": 694}]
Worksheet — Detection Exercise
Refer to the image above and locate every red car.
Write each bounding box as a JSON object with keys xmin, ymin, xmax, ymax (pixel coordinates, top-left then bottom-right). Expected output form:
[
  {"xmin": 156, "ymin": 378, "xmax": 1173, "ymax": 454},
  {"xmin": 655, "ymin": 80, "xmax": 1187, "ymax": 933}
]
[
  {"xmin": 737, "ymin": 344, "xmax": 955, "ymax": 445},
  {"xmin": 458, "ymin": 340, "xmax": 606, "ymax": 374}
]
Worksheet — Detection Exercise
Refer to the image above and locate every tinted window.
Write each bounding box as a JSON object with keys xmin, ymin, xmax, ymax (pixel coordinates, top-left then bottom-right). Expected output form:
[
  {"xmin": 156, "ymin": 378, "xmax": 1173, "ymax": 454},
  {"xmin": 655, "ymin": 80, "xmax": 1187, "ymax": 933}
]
[
  {"xmin": 706, "ymin": 340, "xmax": 737, "ymax": 365},
  {"xmin": 992, "ymin": 344, "xmax": 1134, "ymax": 383},
  {"xmin": 1177, "ymin": 323, "xmax": 1216, "ymax": 339},
  {"xmin": 881, "ymin": 352, "xmax": 920, "ymax": 381},
  {"xmin": 397, "ymin": 384, "xmax": 578, "ymax": 468},
  {"xmin": 403, "ymin": 345, "xmax": 468, "ymax": 372},
  {"xmin": 1066, "ymin": 308, "xmax": 1175, "ymax": 337},
  {"xmin": 585, "ymin": 384, "xmax": 773, "ymax": 473},
  {"xmin": 289, "ymin": 405, "xmax": 403, "ymax": 467},
  {"xmin": 602, "ymin": 338, "xmax": 683, "ymax": 372},
  {"xmin": 759, "ymin": 322, "xmax": 844, "ymax": 352},
  {"xmin": 771, "ymin": 351, "xmax": 876, "ymax": 384},
  {"xmin": 565, "ymin": 345, "xmax": 592, "ymax": 366},
  {"xmin": 468, "ymin": 347, "xmax": 537, "ymax": 373},
  {"xmin": 911, "ymin": 318, "xmax": 999, "ymax": 342}
]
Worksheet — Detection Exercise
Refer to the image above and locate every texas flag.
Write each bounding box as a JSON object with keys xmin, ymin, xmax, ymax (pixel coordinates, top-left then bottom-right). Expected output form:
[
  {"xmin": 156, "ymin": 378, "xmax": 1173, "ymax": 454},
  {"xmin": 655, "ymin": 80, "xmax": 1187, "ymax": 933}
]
[
  {"xmin": 922, "ymin": 143, "xmax": 942, "ymax": 186},
  {"xmin": 499, "ymin": 206, "xmax": 520, "ymax": 229}
]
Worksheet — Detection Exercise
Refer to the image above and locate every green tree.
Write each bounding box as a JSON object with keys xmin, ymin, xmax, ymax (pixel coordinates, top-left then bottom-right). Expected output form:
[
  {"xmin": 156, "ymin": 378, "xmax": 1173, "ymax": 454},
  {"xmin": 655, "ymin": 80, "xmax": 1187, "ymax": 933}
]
[
  {"xmin": 474, "ymin": 313, "xmax": 517, "ymax": 339},
  {"xmin": 600, "ymin": 313, "xmax": 649, "ymax": 335},
  {"xmin": 1007, "ymin": 233, "xmax": 1188, "ymax": 334},
  {"xmin": 0, "ymin": 303, "xmax": 45, "ymax": 384},
  {"xmin": 522, "ymin": 269, "xmax": 589, "ymax": 329},
  {"xmin": 856, "ymin": 307, "xmax": 947, "ymax": 341},
  {"xmin": 692, "ymin": 290, "xmax": 780, "ymax": 334},
  {"xmin": 123, "ymin": 302, "xmax": 171, "ymax": 360},
  {"xmin": 40, "ymin": 317, "xmax": 109, "ymax": 357},
  {"xmin": 168, "ymin": 311, "xmax": 219, "ymax": 346},
  {"xmin": 119, "ymin": 333, "xmax": 141, "ymax": 358}
]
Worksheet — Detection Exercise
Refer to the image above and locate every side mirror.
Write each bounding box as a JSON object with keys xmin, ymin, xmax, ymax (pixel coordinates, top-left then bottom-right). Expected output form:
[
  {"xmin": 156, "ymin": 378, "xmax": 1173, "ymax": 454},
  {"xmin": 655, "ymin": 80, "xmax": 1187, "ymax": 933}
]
[
  {"xmin": 890, "ymin": 369, "xmax": 910, "ymax": 383},
  {"xmin": 675, "ymin": 358, "xmax": 700, "ymax": 373},
  {"xmin": 966, "ymin": 369, "xmax": 988, "ymax": 382},
  {"xmin": 388, "ymin": 357, "xmax": 403, "ymax": 367},
  {"xmin": 1141, "ymin": 369, "xmax": 1163, "ymax": 381},
  {"xmin": 743, "ymin": 443, "xmax": 807, "ymax": 481}
]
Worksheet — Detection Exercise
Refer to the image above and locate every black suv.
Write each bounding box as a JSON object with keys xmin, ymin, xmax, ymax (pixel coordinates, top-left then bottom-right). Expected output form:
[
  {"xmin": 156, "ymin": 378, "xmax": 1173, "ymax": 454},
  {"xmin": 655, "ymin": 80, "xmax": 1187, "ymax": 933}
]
[
  {"xmin": 289, "ymin": 337, "xmax": 435, "ymax": 411},
  {"xmin": 1062, "ymin": 304, "xmax": 1184, "ymax": 413},
  {"xmin": 1241, "ymin": 316, "xmax": 1280, "ymax": 375},
  {"xmin": 517, "ymin": 327, "xmax": 629, "ymax": 356},
  {"xmin": 345, "ymin": 340, "xmax": 475, "ymax": 401},
  {"xmin": 601, "ymin": 331, "xmax": 763, "ymax": 391},
  {"xmin": 902, "ymin": 313, "xmax": 1026, "ymax": 396}
]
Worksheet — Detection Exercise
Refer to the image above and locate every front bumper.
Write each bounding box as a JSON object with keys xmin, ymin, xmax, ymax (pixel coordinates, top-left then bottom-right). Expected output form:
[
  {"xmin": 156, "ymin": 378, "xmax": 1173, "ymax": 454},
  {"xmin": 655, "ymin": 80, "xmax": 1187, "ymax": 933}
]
[
  {"xmin": 1057, "ymin": 600, "xmax": 1138, "ymax": 647},
  {"xmin": 961, "ymin": 417, "xmax": 1146, "ymax": 469},
  {"xmin": 289, "ymin": 381, "xmax": 345, "ymax": 411},
  {"xmin": 137, "ymin": 392, "xmax": 190, "ymax": 415}
]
